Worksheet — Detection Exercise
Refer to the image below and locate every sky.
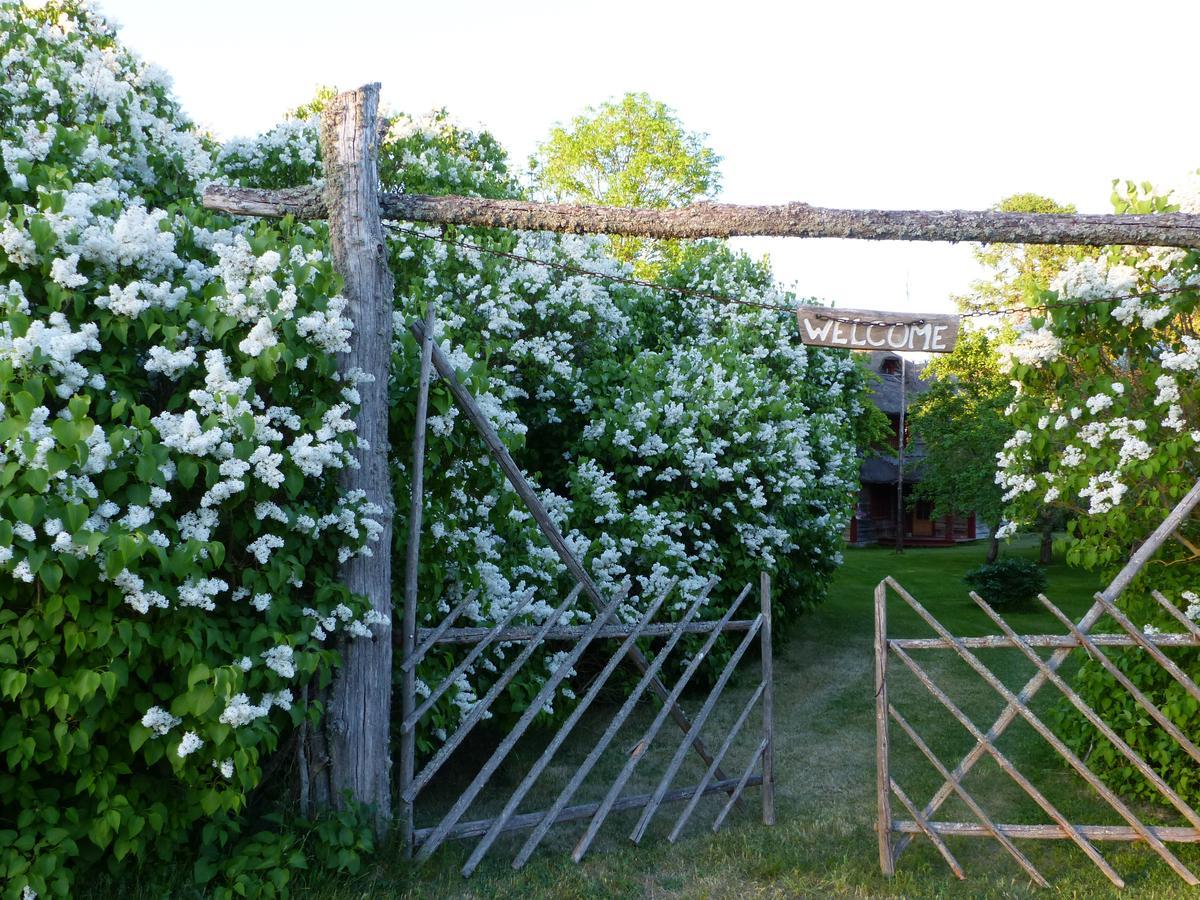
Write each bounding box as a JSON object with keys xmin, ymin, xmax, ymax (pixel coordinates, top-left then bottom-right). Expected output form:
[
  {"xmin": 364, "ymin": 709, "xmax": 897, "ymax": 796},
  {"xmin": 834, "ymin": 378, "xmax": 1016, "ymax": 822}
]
[{"xmin": 98, "ymin": 0, "xmax": 1200, "ymax": 315}]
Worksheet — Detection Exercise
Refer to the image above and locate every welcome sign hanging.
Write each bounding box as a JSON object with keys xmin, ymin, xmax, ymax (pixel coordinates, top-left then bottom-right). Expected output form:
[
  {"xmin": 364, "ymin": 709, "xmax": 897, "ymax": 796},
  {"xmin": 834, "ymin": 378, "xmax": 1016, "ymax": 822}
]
[{"xmin": 795, "ymin": 305, "xmax": 959, "ymax": 354}]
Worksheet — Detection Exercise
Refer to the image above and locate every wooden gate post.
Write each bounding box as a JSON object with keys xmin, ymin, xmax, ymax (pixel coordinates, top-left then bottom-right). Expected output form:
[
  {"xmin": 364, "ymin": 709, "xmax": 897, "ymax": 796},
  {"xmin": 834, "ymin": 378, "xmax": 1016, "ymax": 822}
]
[
  {"xmin": 874, "ymin": 580, "xmax": 893, "ymax": 875},
  {"xmin": 317, "ymin": 83, "xmax": 396, "ymax": 832},
  {"xmin": 400, "ymin": 302, "xmax": 437, "ymax": 854}
]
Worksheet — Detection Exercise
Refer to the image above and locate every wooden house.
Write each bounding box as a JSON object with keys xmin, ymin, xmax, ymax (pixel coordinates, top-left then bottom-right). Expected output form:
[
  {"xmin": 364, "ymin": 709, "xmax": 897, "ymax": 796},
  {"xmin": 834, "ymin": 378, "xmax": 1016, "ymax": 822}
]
[{"xmin": 846, "ymin": 351, "xmax": 983, "ymax": 547}]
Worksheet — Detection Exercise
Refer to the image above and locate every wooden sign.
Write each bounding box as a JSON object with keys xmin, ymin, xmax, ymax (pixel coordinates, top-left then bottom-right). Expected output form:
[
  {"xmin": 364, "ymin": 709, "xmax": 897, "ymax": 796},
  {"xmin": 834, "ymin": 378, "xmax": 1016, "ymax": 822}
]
[{"xmin": 795, "ymin": 305, "xmax": 959, "ymax": 354}]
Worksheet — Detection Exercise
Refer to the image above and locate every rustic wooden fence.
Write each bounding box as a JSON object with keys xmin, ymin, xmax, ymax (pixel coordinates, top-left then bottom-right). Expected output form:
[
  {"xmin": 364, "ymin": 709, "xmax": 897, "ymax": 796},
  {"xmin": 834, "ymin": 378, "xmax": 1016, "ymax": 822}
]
[
  {"xmin": 876, "ymin": 480, "xmax": 1200, "ymax": 888},
  {"xmin": 401, "ymin": 572, "xmax": 774, "ymax": 875}
]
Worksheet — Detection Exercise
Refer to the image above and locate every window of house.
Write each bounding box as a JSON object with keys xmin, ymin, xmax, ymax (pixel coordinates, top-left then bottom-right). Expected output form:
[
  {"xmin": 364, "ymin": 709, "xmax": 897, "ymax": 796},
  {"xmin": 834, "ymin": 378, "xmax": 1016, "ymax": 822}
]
[{"xmin": 880, "ymin": 357, "xmax": 901, "ymax": 375}]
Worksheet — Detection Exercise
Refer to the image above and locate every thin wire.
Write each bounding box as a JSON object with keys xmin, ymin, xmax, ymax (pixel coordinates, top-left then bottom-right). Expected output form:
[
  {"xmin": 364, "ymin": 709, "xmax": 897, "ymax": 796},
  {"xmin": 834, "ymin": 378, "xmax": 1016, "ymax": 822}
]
[{"xmin": 385, "ymin": 222, "xmax": 1197, "ymax": 328}]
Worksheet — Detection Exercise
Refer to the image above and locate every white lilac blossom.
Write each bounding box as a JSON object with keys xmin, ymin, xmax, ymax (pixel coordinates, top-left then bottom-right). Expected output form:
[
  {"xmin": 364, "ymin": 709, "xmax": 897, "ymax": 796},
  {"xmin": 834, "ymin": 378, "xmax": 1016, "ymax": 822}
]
[
  {"xmin": 261, "ymin": 644, "xmax": 295, "ymax": 679},
  {"xmin": 997, "ymin": 327, "xmax": 1061, "ymax": 371},
  {"xmin": 176, "ymin": 731, "xmax": 203, "ymax": 757},
  {"xmin": 141, "ymin": 706, "xmax": 182, "ymax": 736}
]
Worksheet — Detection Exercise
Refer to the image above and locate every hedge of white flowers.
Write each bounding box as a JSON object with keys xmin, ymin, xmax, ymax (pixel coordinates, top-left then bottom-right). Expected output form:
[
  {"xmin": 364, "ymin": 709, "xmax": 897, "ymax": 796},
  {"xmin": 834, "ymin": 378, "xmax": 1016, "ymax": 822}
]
[
  {"xmin": 1, "ymin": 3, "xmax": 871, "ymax": 896},
  {"xmin": 0, "ymin": 4, "xmax": 388, "ymax": 897},
  {"xmin": 995, "ymin": 177, "xmax": 1200, "ymax": 807}
]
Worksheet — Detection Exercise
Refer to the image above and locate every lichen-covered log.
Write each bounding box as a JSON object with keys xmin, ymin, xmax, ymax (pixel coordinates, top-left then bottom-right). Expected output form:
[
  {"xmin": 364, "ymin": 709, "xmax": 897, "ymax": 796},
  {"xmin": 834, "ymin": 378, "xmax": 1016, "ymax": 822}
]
[{"xmin": 203, "ymin": 185, "xmax": 1200, "ymax": 249}]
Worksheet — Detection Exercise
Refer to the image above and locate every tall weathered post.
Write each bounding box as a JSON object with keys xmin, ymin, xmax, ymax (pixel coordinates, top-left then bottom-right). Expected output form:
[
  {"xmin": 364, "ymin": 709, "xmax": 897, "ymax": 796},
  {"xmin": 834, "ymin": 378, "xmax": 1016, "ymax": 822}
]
[{"xmin": 314, "ymin": 83, "xmax": 395, "ymax": 832}]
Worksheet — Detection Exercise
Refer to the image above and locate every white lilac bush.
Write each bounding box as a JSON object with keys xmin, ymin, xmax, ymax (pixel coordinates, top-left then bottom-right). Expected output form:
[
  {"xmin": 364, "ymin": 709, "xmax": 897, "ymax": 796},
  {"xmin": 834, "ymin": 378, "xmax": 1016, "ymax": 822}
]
[
  {"xmin": 225, "ymin": 108, "xmax": 871, "ymax": 741},
  {"xmin": 0, "ymin": 4, "xmax": 384, "ymax": 897},
  {"xmin": 381, "ymin": 147, "xmax": 868, "ymax": 736},
  {"xmin": 994, "ymin": 177, "xmax": 1200, "ymax": 805},
  {"xmin": 1, "ymin": 2, "xmax": 872, "ymax": 894}
]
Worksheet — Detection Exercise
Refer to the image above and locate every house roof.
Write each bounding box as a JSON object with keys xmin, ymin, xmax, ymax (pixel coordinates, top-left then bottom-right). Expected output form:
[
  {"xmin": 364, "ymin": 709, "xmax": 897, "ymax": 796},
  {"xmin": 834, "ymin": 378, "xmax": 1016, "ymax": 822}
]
[
  {"xmin": 866, "ymin": 351, "xmax": 933, "ymax": 415},
  {"xmin": 860, "ymin": 449, "xmax": 927, "ymax": 484},
  {"xmin": 860, "ymin": 455, "xmax": 899, "ymax": 483}
]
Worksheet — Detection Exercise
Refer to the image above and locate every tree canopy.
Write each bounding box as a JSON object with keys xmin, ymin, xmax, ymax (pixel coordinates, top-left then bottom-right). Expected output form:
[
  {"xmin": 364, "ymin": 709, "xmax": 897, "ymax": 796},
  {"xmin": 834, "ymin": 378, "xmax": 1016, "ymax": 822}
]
[
  {"xmin": 909, "ymin": 328, "xmax": 1013, "ymax": 539},
  {"xmin": 954, "ymin": 193, "xmax": 1092, "ymax": 313},
  {"xmin": 531, "ymin": 92, "xmax": 722, "ymax": 270}
]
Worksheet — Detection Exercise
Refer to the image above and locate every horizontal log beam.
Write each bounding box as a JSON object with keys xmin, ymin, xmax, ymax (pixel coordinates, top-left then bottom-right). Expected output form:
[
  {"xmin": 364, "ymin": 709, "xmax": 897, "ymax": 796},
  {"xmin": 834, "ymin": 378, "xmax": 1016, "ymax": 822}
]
[
  {"xmin": 202, "ymin": 184, "xmax": 1200, "ymax": 249},
  {"xmin": 417, "ymin": 618, "xmax": 757, "ymax": 646},
  {"xmin": 890, "ymin": 633, "xmax": 1200, "ymax": 650},
  {"xmin": 893, "ymin": 820, "xmax": 1200, "ymax": 843},
  {"xmin": 204, "ymin": 183, "xmax": 326, "ymax": 219}
]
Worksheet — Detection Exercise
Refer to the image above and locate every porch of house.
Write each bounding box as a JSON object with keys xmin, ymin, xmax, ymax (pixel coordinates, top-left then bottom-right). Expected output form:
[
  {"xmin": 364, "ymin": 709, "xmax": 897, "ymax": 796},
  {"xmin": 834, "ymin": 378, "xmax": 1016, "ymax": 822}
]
[{"xmin": 846, "ymin": 481, "xmax": 979, "ymax": 547}]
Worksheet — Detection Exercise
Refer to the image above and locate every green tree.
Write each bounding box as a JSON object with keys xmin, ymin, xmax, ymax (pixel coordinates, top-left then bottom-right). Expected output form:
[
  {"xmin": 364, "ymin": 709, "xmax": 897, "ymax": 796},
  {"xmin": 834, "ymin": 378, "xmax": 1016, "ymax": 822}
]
[
  {"xmin": 909, "ymin": 329, "xmax": 1014, "ymax": 562},
  {"xmin": 531, "ymin": 92, "xmax": 722, "ymax": 273},
  {"xmin": 287, "ymin": 84, "xmax": 338, "ymax": 120},
  {"xmin": 954, "ymin": 193, "xmax": 1093, "ymax": 313}
]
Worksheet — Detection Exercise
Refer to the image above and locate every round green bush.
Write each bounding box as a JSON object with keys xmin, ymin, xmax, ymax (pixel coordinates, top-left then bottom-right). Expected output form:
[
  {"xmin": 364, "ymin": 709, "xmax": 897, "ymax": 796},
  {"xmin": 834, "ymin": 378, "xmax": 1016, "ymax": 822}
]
[{"xmin": 963, "ymin": 557, "xmax": 1048, "ymax": 608}]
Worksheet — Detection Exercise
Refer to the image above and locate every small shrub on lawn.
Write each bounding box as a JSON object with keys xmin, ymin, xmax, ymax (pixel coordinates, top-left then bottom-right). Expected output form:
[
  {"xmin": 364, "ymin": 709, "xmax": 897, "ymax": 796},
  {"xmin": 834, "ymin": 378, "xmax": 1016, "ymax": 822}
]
[{"xmin": 963, "ymin": 558, "xmax": 1047, "ymax": 608}]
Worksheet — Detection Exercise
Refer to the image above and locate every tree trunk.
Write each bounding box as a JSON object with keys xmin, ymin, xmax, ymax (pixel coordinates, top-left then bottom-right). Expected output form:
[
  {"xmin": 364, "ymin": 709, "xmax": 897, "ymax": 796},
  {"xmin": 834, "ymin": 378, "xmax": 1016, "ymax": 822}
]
[
  {"xmin": 202, "ymin": 185, "xmax": 1200, "ymax": 250},
  {"xmin": 303, "ymin": 84, "xmax": 395, "ymax": 835},
  {"xmin": 1040, "ymin": 517, "xmax": 1054, "ymax": 565},
  {"xmin": 987, "ymin": 532, "xmax": 1000, "ymax": 564}
]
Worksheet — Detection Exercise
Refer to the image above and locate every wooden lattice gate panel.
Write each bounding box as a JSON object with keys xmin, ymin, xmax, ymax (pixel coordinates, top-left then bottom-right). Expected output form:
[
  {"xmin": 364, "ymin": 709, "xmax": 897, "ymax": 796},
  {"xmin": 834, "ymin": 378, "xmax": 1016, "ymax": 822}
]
[
  {"xmin": 876, "ymin": 578, "xmax": 1200, "ymax": 888},
  {"xmin": 875, "ymin": 479, "xmax": 1200, "ymax": 888},
  {"xmin": 401, "ymin": 574, "xmax": 774, "ymax": 875}
]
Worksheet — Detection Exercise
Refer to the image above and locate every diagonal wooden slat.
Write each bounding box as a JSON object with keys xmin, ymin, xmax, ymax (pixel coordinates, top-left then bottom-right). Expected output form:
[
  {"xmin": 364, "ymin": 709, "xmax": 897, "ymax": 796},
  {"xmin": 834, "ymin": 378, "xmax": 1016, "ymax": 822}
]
[
  {"xmin": 1151, "ymin": 589, "xmax": 1200, "ymax": 642},
  {"xmin": 459, "ymin": 580, "xmax": 676, "ymax": 876},
  {"xmin": 630, "ymin": 614, "xmax": 764, "ymax": 844},
  {"xmin": 889, "ymin": 778, "xmax": 965, "ymax": 880},
  {"xmin": 572, "ymin": 584, "xmax": 755, "ymax": 863},
  {"xmin": 890, "ymin": 705, "xmax": 1046, "ymax": 887},
  {"xmin": 401, "ymin": 589, "xmax": 480, "ymax": 672},
  {"xmin": 1039, "ymin": 593, "xmax": 1200, "ymax": 767},
  {"xmin": 892, "ymin": 478, "xmax": 1200, "ymax": 858},
  {"xmin": 416, "ymin": 590, "xmax": 626, "ymax": 862},
  {"xmin": 889, "ymin": 644, "xmax": 1124, "ymax": 887},
  {"xmin": 974, "ymin": 592, "xmax": 1200, "ymax": 831},
  {"xmin": 711, "ymin": 737, "xmax": 768, "ymax": 833},
  {"xmin": 897, "ymin": 588, "xmax": 1198, "ymax": 885},
  {"xmin": 403, "ymin": 591, "xmax": 545, "ymax": 732},
  {"xmin": 1094, "ymin": 593, "xmax": 1200, "ymax": 706},
  {"xmin": 668, "ymin": 682, "xmax": 764, "ymax": 843},
  {"xmin": 406, "ymin": 586, "xmax": 583, "ymax": 801},
  {"xmin": 511, "ymin": 578, "xmax": 720, "ymax": 870}
]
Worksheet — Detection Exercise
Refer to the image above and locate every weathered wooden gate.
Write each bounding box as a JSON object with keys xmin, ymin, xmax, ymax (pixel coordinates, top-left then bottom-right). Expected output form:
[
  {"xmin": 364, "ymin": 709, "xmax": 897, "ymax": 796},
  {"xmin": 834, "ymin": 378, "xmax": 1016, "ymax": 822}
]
[
  {"xmin": 398, "ymin": 304, "xmax": 774, "ymax": 874},
  {"xmin": 876, "ymin": 481, "xmax": 1200, "ymax": 888},
  {"xmin": 401, "ymin": 573, "xmax": 773, "ymax": 875}
]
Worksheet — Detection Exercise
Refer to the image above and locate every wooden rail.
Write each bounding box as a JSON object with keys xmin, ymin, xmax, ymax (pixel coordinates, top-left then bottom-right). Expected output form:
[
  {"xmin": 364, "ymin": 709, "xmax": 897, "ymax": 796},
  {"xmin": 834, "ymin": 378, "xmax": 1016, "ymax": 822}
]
[{"xmin": 203, "ymin": 184, "xmax": 1200, "ymax": 249}]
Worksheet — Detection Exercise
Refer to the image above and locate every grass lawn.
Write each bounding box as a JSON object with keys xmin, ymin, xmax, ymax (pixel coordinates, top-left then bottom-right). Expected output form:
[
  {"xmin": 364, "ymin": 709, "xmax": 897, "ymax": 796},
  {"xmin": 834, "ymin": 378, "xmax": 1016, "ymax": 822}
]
[{"xmin": 108, "ymin": 537, "xmax": 1198, "ymax": 898}]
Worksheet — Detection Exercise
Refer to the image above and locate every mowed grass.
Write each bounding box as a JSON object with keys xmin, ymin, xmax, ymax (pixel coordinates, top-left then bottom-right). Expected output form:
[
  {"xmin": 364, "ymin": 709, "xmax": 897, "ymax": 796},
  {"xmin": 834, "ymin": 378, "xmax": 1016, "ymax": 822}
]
[{"xmin": 104, "ymin": 537, "xmax": 1199, "ymax": 898}]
